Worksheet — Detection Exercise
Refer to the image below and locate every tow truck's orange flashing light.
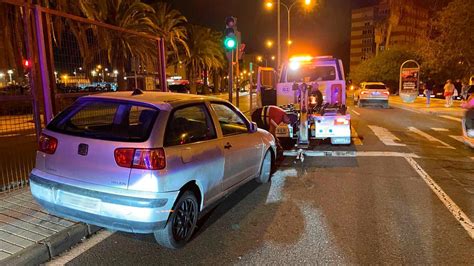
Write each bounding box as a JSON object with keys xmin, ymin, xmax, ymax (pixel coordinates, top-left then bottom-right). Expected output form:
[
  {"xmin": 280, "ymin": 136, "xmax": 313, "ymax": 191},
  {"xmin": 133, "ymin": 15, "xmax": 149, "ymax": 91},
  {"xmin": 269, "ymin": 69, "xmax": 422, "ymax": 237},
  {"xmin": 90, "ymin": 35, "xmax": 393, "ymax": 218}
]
[{"xmin": 289, "ymin": 55, "xmax": 313, "ymax": 62}]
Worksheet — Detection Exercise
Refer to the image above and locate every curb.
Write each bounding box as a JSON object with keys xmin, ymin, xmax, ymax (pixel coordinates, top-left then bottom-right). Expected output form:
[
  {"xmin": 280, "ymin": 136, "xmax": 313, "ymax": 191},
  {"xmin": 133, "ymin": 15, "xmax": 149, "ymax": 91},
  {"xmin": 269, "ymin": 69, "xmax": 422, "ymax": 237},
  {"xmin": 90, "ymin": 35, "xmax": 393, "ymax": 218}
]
[{"xmin": 1, "ymin": 223, "xmax": 102, "ymax": 265}]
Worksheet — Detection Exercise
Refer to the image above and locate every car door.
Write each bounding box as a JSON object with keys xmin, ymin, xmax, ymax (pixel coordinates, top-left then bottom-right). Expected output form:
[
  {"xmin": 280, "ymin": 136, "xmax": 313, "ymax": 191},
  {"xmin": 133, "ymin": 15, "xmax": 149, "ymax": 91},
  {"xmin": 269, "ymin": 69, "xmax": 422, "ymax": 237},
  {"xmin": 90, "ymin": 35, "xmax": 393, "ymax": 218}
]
[
  {"xmin": 210, "ymin": 102, "xmax": 262, "ymax": 191},
  {"xmin": 160, "ymin": 103, "xmax": 224, "ymax": 206}
]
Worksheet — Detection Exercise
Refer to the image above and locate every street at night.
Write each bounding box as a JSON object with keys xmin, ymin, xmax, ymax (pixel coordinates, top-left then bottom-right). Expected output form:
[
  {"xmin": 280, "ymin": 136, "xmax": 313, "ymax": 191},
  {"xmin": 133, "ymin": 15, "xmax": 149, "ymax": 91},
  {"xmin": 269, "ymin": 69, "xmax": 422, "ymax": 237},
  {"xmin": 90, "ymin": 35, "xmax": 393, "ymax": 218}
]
[
  {"xmin": 42, "ymin": 95, "xmax": 473, "ymax": 265},
  {"xmin": 1, "ymin": 0, "xmax": 473, "ymax": 264}
]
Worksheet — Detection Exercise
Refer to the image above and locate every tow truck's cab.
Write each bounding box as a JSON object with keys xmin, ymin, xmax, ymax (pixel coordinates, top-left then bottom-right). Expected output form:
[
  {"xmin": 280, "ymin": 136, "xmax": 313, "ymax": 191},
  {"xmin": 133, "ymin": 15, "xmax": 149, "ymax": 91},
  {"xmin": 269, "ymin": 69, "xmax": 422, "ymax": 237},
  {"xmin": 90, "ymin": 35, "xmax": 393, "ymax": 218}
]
[{"xmin": 256, "ymin": 56, "xmax": 351, "ymax": 147}]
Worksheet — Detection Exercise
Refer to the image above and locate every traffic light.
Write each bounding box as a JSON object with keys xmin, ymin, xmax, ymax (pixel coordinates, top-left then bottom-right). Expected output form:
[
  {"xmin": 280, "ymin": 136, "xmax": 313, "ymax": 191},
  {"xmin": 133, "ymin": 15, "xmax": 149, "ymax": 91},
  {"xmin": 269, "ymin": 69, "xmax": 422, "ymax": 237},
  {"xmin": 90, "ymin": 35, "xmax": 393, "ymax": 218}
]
[
  {"xmin": 224, "ymin": 36, "xmax": 236, "ymax": 50},
  {"xmin": 22, "ymin": 59, "xmax": 30, "ymax": 69},
  {"xmin": 224, "ymin": 17, "xmax": 238, "ymax": 51}
]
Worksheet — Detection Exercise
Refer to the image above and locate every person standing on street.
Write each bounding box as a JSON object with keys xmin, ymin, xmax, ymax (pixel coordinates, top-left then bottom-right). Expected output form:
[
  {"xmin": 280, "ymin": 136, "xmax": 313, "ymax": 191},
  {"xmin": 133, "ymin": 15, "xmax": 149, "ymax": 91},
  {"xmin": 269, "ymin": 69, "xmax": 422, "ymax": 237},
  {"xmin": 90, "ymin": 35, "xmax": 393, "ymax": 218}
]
[
  {"xmin": 443, "ymin": 79, "xmax": 455, "ymax": 107},
  {"xmin": 424, "ymin": 77, "xmax": 434, "ymax": 106}
]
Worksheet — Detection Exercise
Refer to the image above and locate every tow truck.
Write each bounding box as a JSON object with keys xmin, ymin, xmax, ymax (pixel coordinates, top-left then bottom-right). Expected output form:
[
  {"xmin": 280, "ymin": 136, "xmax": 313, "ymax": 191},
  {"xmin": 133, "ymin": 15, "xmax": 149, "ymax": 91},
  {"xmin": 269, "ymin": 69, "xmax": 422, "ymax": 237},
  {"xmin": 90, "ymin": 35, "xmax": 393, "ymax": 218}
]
[{"xmin": 256, "ymin": 56, "xmax": 351, "ymax": 161}]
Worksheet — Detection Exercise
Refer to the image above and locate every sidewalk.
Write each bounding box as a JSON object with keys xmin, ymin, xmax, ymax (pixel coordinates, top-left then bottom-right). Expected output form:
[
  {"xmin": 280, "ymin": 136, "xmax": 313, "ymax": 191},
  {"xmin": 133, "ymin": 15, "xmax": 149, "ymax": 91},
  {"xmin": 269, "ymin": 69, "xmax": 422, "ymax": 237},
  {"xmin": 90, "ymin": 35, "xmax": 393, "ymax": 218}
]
[
  {"xmin": 389, "ymin": 96, "xmax": 466, "ymax": 118},
  {"xmin": 0, "ymin": 188, "xmax": 100, "ymax": 264}
]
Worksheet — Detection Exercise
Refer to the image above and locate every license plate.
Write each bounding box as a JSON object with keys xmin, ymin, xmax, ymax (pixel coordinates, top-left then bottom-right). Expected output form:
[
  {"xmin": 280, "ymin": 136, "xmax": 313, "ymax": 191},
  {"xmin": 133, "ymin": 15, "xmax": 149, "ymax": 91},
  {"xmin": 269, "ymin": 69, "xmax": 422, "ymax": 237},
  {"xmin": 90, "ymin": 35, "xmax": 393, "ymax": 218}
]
[
  {"xmin": 372, "ymin": 92, "xmax": 380, "ymax": 96},
  {"xmin": 58, "ymin": 191, "xmax": 100, "ymax": 213},
  {"xmin": 275, "ymin": 127, "xmax": 289, "ymax": 137}
]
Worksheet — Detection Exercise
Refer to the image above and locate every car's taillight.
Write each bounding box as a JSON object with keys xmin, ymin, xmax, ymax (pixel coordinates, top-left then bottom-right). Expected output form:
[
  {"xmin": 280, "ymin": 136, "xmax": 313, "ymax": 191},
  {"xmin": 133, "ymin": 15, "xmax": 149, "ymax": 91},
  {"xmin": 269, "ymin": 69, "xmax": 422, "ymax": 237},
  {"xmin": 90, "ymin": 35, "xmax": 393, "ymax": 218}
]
[
  {"xmin": 334, "ymin": 118, "xmax": 350, "ymax": 125},
  {"xmin": 114, "ymin": 148, "xmax": 166, "ymax": 170},
  {"xmin": 38, "ymin": 133, "xmax": 58, "ymax": 154},
  {"xmin": 361, "ymin": 91, "xmax": 369, "ymax": 95},
  {"xmin": 382, "ymin": 91, "xmax": 390, "ymax": 96}
]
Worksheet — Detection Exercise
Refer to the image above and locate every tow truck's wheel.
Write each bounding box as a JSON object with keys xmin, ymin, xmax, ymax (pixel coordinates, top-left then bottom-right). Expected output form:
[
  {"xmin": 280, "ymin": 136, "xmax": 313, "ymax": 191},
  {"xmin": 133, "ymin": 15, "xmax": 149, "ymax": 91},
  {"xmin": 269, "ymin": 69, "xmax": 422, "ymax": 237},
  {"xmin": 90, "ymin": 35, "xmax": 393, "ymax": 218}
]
[
  {"xmin": 256, "ymin": 150, "xmax": 272, "ymax": 184},
  {"xmin": 154, "ymin": 191, "xmax": 198, "ymax": 249}
]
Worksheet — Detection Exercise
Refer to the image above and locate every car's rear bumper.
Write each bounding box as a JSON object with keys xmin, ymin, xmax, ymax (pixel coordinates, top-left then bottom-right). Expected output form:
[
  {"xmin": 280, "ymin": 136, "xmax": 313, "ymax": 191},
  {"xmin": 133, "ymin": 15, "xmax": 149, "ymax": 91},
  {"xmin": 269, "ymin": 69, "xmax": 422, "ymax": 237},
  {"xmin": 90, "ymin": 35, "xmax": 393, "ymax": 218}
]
[
  {"xmin": 359, "ymin": 98, "xmax": 389, "ymax": 102},
  {"xmin": 29, "ymin": 173, "xmax": 178, "ymax": 234}
]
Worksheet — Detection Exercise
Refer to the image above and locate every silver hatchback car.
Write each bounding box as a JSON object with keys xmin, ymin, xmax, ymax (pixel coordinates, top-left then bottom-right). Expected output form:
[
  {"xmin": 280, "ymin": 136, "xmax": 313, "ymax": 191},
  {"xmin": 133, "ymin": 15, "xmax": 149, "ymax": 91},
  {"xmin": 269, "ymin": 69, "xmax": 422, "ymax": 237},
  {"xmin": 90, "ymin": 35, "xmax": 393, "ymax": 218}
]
[{"xmin": 30, "ymin": 91, "xmax": 276, "ymax": 249}]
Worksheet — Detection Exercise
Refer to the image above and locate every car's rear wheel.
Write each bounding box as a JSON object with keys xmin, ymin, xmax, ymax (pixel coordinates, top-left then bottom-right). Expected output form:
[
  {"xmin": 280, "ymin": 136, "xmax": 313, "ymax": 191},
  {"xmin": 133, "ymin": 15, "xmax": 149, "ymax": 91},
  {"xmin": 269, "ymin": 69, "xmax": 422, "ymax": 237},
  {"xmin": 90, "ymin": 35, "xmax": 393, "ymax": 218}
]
[
  {"xmin": 256, "ymin": 150, "xmax": 272, "ymax": 184},
  {"xmin": 154, "ymin": 191, "xmax": 198, "ymax": 249}
]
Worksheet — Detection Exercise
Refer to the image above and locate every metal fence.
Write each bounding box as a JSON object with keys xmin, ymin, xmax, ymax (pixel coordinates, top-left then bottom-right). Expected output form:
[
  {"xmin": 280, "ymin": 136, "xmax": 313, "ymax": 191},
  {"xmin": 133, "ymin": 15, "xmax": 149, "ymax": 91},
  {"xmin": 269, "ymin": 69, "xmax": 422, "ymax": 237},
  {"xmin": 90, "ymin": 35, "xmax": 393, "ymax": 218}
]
[{"xmin": 0, "ymin": 0, "xmax": 166, "ymax": 194}]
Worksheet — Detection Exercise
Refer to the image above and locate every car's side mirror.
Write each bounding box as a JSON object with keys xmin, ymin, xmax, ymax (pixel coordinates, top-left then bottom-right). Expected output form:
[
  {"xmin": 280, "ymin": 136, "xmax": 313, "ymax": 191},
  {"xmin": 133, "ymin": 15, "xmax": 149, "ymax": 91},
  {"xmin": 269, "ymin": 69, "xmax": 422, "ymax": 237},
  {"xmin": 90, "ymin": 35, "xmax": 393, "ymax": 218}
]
[{"xmin": 249, "ymin": 122, "xmax": 258, "ymax": 133}]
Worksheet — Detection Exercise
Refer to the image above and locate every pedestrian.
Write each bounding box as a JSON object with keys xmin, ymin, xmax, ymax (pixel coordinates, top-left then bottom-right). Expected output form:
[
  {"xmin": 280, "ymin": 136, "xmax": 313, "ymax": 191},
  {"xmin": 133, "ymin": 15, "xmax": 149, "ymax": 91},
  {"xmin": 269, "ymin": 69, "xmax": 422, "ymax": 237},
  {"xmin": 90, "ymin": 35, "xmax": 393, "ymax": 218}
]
[
  {"xmin": 461, "ymin": 80, "xmax": 469, "ymax": 101},
  {"xmin": 454, "ymin": 79, "xmax": 462, "ymax": 100},
  {"xmin": 251, "ymin": 105, "xmax": 293, "ymax": 154},
  {"xmin": 443, "ymin": 79, "xmax": 455, "ymax": 107},
  {"xmin": 424, "ymin": 77, "xmax": 434, "ymax": 106}
]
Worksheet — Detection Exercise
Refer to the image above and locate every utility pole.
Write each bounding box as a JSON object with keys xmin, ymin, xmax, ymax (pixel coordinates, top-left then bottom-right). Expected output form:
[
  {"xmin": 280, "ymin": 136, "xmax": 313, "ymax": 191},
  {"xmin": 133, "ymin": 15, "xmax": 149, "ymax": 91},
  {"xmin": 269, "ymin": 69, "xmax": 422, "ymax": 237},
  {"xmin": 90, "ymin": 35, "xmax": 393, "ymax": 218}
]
[{"xmin": 277, "ymin": 0, "xmax": 281, "ymax": 69}]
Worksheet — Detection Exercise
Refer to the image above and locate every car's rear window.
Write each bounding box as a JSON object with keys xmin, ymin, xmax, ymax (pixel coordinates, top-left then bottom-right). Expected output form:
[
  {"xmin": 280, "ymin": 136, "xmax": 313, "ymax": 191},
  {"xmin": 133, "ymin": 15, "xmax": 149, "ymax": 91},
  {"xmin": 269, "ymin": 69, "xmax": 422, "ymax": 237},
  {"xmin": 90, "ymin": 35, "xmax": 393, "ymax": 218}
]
[
  {"xmin": 47, "ymin": 99, "xmax": 159, "ymax": 142},
  {"xmin": 365, "ymin": 84, "xmax": 386, "ymax": 90}
]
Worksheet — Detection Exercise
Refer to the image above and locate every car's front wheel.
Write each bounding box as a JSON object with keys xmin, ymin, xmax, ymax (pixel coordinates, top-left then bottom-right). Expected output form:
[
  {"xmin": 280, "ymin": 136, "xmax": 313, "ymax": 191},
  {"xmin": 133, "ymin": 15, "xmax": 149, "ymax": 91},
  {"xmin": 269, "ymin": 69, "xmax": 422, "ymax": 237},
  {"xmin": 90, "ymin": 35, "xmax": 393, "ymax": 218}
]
[
  {"xmin": 256, "ymin": 150, "xmax": 272, "ymax": 184},
  {"xmin": 154, "ymin": 191, "xmax": 199, "ymax": 249}
]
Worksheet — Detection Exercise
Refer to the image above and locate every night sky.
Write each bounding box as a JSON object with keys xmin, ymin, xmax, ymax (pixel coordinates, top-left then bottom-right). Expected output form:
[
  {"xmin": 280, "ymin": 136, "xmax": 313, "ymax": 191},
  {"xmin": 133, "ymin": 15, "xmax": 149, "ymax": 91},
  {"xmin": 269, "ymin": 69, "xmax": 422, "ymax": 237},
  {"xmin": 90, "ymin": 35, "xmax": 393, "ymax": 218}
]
[{"xmin": 155, "ymin": 0, "xmax": 378, "ymax": 70}]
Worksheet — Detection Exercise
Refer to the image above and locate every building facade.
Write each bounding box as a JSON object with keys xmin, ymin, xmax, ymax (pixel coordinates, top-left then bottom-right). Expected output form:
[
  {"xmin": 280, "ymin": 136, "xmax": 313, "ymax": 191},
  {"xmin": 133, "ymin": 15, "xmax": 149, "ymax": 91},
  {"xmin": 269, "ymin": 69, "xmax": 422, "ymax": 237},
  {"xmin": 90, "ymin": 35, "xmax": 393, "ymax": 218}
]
[{"xmin": 350, "ymin": 0, "xmax": 428, "ymax": 71}]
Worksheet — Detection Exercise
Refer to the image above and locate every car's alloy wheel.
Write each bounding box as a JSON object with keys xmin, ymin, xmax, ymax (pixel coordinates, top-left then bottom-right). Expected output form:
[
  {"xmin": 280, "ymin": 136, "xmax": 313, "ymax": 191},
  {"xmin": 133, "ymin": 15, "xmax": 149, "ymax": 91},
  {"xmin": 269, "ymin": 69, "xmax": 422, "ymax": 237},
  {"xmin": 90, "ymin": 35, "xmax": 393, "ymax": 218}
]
[
  {"xmin": 154, "ymin": 191, "xmax": 198, "ymax": 249},
  {"xmin": 256, "ymin": 150, "xmax": 272, "ymax": 184}
]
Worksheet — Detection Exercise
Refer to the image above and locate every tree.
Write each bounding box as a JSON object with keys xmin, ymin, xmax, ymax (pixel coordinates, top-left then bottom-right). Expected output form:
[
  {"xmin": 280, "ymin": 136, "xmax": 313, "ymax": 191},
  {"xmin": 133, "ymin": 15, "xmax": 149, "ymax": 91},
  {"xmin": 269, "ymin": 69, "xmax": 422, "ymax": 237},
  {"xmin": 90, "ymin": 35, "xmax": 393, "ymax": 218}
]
[
  {"xmin": 385, "ymin": 0, "xmax": 413, "ymax": 50},
  {"xmin": 420, "ymin": 0, "xmax": 474, "ymax": 80},
  {"xmin": 374, "ymin": 19, "xmax": 387, "ymax": 56},
  {"xmin": 151, "ymin": 2, "xmax": 189, "ymax": 65},
  {"xmin": 0, "ymin": 3, "xmax": 28, "ymax": 81},
  {"xmin": 182, "ymin": 25, "xmax": 225, "ymax": 94},
  {"xmin": 351, "ymin": 47, "xmax": 418, "ymax": 93},
  {"xmin": 77, "ymin": 0, "xmax": 159, "ymax": 90}
]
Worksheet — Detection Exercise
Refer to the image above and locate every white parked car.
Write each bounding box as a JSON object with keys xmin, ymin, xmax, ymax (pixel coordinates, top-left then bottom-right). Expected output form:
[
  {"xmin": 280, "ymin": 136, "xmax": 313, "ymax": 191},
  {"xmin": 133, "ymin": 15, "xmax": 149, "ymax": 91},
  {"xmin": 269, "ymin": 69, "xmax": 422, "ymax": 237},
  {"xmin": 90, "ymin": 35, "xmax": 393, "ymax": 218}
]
[
  {"xmin": 30, "ymin": 91, "xmax": 276, "ymax": 249},
  {"xmin": 353, "ymin": 82, "xmax": 390, "ymax": 108}
]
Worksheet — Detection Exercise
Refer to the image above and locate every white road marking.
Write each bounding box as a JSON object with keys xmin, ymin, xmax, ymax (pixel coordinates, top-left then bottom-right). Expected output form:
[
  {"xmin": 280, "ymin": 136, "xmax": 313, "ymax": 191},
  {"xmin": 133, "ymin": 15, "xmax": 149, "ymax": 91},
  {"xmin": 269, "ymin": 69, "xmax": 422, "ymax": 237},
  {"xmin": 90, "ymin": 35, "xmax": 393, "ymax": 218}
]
[
  {"xmin": 408, "ymin": 127, "xmax": 455, "ymax": 149},
  {"xmin": 368, "ymin": 125, "xmax": 406, "ymax": 146},
  {"xmin": 46, "ymin": 230, "xmax": 114, "ymax": 265},
  {"xmin": 266, "ymin": 169, "xmax": 295, "ymax": 204},
  {"xmin": 431, "ymin": 128, "xmax": 449, "ymax": 132},
  {"xmin": 283, "ymin": 150, "xmax": 419, "ymax": 158},
  {"xmin": 405, "ymin": 157, "xmax": 474, "ymax": 239},
  {"xmin": 439, "ymin": 115, "xmax": 462, "ymax": 122},
  {"xmin": 351, "ymin": 109, "xmax": 361, "ymax": 116},
  {"xmin": 449, "ymin": 135, "xmax": 464, "ymax": 143}
]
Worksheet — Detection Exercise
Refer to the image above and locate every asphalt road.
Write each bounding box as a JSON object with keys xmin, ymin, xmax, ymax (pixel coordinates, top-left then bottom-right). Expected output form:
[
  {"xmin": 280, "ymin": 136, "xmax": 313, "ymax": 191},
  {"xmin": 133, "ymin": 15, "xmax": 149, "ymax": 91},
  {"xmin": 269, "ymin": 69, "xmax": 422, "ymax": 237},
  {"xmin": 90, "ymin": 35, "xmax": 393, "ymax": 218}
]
[{"xmin": 49, "ymin": 95, "xmax": 473, "ymax": 264}]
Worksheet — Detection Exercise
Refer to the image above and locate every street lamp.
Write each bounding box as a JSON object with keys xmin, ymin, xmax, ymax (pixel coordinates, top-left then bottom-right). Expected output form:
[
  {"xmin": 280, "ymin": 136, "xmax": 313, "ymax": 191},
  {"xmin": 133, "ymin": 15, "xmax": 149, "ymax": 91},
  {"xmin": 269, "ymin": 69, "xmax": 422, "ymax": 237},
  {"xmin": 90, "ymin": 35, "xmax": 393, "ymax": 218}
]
[
  {"xmin": 266, "ymin": 40, "xmax": 274, "ymax": 49},
  {"xmin": 265, "ymin": 0, "xmax": 313, "ymax": 62}
]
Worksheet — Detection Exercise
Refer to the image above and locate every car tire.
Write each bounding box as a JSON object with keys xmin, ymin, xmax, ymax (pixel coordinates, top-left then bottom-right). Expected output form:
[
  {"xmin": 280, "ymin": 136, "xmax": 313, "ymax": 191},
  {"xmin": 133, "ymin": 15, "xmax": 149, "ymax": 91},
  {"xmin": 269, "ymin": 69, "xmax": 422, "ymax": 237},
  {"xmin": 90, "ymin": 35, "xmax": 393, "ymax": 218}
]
[
  {"xmin": 383, "ymin": 102, "xmax": 389, "ymax": 109},
  {"xmin": 154, "ymin": 191, "xmax": 199, "ymax": 249},
  {"xmin": 256, "ymin": 150, "xmax": 272, "ymax": 184}
]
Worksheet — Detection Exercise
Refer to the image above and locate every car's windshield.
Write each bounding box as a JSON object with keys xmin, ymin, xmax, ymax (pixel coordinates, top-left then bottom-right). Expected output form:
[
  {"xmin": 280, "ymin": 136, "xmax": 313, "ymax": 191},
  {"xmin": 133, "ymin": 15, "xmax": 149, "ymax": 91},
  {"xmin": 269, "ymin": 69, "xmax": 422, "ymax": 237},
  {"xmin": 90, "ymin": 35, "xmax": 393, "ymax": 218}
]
[
  {"xmin": 365, "ymin": 84, "xmax": 386, "ymax": 90},
  {"xmin": 287, "ymin": 65, "xmax": 337, "ymax": 82},
  {"xmin": 47, "ymin": 99, "xmax": 159, "ymax": 142}
]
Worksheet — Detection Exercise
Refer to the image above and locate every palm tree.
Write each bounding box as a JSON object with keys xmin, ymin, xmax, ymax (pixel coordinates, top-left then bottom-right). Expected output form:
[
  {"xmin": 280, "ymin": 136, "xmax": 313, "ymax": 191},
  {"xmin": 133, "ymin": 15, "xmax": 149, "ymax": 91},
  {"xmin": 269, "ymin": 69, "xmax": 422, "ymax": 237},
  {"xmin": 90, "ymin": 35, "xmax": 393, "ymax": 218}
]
[
  {"xmin": 182, "ymin": 25, "xmax": 225, "ymax": 94},
  {"xmin": 151, "ymin": 2, "xmax": 189, "ymax": 65},
  {"xmin": 76, "ymin": 0, "xmax": 159, "ymax": 90},
  {"xmin": 374, "ymin": 19, "xmax": 387, "ymax": 56},
  {"xmin": 0, "ymin": 3, "xmax": 27, "ymax": 80},
  {"xmin": 385, "ymin": 0, "xmax": 413, "ymax": 50}
]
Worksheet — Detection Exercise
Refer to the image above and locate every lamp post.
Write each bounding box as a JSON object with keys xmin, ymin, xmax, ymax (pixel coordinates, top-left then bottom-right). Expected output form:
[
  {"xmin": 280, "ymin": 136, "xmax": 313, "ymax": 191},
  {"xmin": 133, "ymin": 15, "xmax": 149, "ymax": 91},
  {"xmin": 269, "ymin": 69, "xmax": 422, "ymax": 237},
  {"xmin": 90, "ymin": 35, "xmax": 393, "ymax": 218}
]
[{"xmin": 265, "ymin": 0, "xmax": 312, "ymax": 62}]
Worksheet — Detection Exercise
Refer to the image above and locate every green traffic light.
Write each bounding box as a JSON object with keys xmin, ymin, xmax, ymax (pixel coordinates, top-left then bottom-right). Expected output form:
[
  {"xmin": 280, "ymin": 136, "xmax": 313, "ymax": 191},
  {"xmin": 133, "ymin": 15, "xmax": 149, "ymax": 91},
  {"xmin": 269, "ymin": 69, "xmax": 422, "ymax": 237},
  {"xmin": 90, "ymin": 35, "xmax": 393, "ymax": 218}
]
[{"xmin": 224, "ymin": 37, "xmax": 236, "ymax": 50}]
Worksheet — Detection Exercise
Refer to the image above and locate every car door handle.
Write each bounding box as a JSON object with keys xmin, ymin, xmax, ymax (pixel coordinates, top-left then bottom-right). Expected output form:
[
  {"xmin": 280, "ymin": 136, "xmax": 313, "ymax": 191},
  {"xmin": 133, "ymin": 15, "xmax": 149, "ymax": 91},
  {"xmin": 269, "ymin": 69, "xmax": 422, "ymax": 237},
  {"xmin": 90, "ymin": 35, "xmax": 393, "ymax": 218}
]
[{"xmin": 224, "ymin": 142, "xmax": 232, "ymax": 149}]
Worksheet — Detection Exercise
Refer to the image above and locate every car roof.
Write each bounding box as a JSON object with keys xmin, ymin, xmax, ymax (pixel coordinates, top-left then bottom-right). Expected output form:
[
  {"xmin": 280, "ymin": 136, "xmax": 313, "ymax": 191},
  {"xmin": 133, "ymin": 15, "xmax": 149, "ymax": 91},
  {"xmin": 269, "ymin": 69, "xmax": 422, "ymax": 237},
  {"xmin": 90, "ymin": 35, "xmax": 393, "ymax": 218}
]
[{"xmin": 82, "ymin": 91, "xmax": 226, "ymax": 111}]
